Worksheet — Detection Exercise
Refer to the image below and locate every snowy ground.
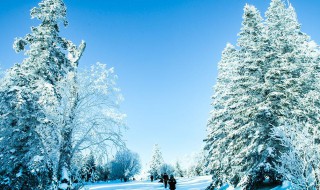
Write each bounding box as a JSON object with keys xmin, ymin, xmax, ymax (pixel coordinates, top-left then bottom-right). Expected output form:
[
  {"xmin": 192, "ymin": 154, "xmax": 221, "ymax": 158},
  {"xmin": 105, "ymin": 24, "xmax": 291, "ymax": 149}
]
[
  {"xmin": 81, "ymin": 176, "xmax": 291, "ymax": 190},
  {"xmin": 82, "ymin": 175, "xmax": 212, "ymax": 190}
]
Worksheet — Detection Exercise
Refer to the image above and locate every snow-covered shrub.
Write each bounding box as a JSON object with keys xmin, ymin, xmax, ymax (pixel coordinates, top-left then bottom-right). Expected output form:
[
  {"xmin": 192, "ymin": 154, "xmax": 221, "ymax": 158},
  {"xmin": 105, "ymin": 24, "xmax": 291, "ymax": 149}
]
[
  {"xmin": 110, "ymin": 150, "xmax": 141, "ymax": 182},
  {"xmin": 159, "ymin": 163, "xmax": 175, "ymax": 176},
  {"xmin": 272, "ymin": 123, "xmax": 320, "ymax": 189}
]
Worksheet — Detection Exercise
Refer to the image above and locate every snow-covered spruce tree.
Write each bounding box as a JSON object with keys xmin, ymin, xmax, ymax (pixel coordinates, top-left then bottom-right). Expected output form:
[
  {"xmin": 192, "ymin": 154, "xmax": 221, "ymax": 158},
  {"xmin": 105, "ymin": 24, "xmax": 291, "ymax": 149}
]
[
  {"xmin": 227, "ymin": 5, "xmax": 275, "ymax": 188},
  {"xmin": 0, "ymin": 0, "xmax": 85, "ymax": 189},
  {"xmin": 262, "ymin": 0, "xmax": 320, "ymax": 187},
  {"xmin": 149, "ymin": 144, "xmax": 164, "ymax": 179},
  {"xmin": 204, "ymin": 43, "xmax": 239, "ymax": 187},
  {"xmin": 264, "ymin": 0, "xmax": 310, "ymax": 127},
  {"xmin": 0, "ymin": 67, "xmax": 55, "ymax": 189},
  {"xmin": 0, "ymin": 66, "xmax": 4, "ymax": 79},
  {"xmin": 205, "ymin": 0, "xmax": 320, "ymax": 189},
  {"xmin": 205, "ymin": 5, "xmax": 266, "ymax": 188},
  {"xmin": 267, "ymin": 3, "xmax": 320, "ymax": 187}
]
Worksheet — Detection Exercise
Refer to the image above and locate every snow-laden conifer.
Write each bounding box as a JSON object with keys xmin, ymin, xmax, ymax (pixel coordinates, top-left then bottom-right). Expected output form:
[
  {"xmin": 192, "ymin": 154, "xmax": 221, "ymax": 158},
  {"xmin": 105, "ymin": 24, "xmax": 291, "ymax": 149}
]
[
  {"xmin": 205, "ymin": 43, "xmax": 238, "ymax": 188},
  {"xmin": 205, "ymin": 0, "xmax": 320, "ymax": 189},
  {"xmin": 0, "ymin": 0, "xmax": 85, "ymax": 189},
  {"xmin": 149, "ymin": 144, "xmax": 164, "ymax": 179},
  {"xmin": 206, "ymin": 5, "xmax": 268, "ymax": 188},
  {"xmin": 227, "ymin": 5, "xmax": 277, "ymax": 188}
]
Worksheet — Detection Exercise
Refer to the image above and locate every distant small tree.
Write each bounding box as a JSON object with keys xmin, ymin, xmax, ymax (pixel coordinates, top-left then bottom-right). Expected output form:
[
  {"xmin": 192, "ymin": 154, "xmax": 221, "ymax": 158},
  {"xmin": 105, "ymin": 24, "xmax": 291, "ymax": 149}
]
[
  {"xmin": 187, "ymin": 151, "xmax": 208, "ymax": 177},
  {"xmin": 159, "ymin": 163, "xmax": 175, "ymax": 176},
  {"xmin": 174, "ymin": 161, "xmax": 185, "ymax": 177},
  {"xmin": 83, "ymin": 153, "xmax": 97, "ymax": 182},
  {"xmin": 110, "ymin": 150, "xmax": 141, "ymax": 182},
  {"xmin": 69, "ymin": 153, "xmax": 85, "ymax": 184},
  {"xmin": 96, "ymin": 164, "xmax": 110, "ymax": 181},
  {"xmin": 149, "ymin": 144, "xmax": 164, "ymax": 179}
]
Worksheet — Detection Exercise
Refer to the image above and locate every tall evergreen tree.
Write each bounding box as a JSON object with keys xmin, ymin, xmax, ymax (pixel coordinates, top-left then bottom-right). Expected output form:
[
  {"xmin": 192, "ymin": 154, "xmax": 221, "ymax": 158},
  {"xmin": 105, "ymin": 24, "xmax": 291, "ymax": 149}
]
[
  {"xmin": 205, "ymin": 43, "xmax": 238, "ymax": 187},
  {"xmin": 205, "ymin": 0, "xmax": 320, "ymax": 189},
  {"xmin": 227, "ymin": 5, "xmax": 275, "ymax": 188},
  {"xmin": 265, "ymin": 1, "xmax": 320, "ymax": 188},
  {"xmin": 0, "ymin": 0, "xmax": 85, "ymax": 189},
  {"xmin": 205, "ymin": 5, "xmax": 267, "ymax": 188}
]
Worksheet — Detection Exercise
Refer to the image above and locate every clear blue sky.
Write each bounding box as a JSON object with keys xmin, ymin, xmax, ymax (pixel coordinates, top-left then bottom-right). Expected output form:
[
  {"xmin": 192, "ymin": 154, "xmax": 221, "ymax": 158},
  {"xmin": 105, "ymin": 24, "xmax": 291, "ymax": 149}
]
[{"xmin": 1, "ymin": 0, "xmax": 320, "ymax": 167}]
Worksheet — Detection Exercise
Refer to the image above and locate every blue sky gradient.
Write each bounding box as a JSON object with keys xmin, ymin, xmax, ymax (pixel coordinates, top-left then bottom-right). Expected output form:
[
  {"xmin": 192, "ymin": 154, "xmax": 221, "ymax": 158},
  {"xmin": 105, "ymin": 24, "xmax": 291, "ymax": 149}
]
[{"xmin": 1, "ymin": 0, "xmax": 320, "ymax": 167}]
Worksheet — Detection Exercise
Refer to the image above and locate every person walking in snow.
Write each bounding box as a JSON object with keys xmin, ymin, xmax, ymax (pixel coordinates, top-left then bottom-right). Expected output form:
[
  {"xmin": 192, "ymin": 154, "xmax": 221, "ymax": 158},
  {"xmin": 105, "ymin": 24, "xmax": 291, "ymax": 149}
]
[
  {"xmin": 163, "ymin": 173, "xmax": 169, "ymax": 188},
  {"xmin": 168, "ymin": 175, "xmax": 176, "ymax": 190},
  {"xmin": 150, "ymin": 175, "xmax": 154, "ymax": 182}
]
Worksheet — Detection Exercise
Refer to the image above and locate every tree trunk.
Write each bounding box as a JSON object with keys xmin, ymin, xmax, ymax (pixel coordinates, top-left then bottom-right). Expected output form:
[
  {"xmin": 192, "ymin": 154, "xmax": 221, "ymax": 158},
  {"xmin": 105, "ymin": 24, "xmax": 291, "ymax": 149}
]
[
  {"xmin": 57, "ymin": 41, "xmax": 85, "ymax": 190},
  {"xmin": 58, "ymin": 127, "xmax": 73, "ymax": 190},
  {"xmin": 58, "ymin": 72, "xmax": 78, "ymax": 190}
]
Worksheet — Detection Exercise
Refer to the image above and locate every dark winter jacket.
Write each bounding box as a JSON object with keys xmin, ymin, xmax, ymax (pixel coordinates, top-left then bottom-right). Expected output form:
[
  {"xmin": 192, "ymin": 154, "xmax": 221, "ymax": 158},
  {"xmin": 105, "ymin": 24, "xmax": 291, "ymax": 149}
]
[
  {"xmin": 168, "ymin": 178, "xmax": 176, "ymax": 190},
  {"xmin": 163, "ymin": 174, "xmax": 169, "ymax": 181}
]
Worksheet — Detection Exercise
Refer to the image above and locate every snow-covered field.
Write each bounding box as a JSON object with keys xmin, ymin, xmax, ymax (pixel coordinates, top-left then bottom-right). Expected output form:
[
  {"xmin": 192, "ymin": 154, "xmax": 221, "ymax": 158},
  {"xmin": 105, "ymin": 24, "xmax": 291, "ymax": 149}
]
[
  {"xmin": 82, "ymin": 175, "xmax": 212, "ymax": 190},
  {"xmin": 82, "ymin": 175, "xmax": 292, "ymax": 190}
]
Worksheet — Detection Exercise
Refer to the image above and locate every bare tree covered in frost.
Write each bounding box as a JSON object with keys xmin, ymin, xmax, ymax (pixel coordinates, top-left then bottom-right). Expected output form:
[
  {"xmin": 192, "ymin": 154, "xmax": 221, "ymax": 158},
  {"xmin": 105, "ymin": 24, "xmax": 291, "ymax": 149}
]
[
  {"xmin": 0, "ymin": 0, "xmax": 85, "ymax": 189},
  {"xmin": 271, "ymin": 123, "xmax": 320, "ymax": 189},
  {"xmin": 205, "ymin": 0, "xmax": 320, "ymax": 189},
  {"xmin": 67, "ymin": 63, "xmax": 126, "ymax": 158},
  {"xmin": 58, "ymin": 62, "xmax": 126, "ymax": 188}
]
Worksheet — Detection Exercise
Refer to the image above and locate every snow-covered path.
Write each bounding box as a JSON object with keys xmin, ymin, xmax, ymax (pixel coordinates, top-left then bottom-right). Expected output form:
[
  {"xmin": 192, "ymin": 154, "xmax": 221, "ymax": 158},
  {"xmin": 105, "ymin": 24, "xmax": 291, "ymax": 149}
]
[{"xmin": 83, "ymin": 176, "xmax": 212, "ymax": 190}]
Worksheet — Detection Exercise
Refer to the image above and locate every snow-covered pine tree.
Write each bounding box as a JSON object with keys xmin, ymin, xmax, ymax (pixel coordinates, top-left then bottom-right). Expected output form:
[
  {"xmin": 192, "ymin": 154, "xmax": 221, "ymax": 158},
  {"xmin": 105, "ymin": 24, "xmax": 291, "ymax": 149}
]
[
  {"xmin": 226, "ymin": 5, "xmax": 274, "ymax": 188},
  {"xmin": 149, "ymin": 144, "xmax": 164, "ymax": 179},
  {"xmin": 264, "ymin": 0, "xmax": 310, "ymax": 127},
  {"xmin": 205, "ymin": 43, "xmax": 239, "ymax": 188},
  {"xmin": 266, "ymin": 1, "xmax": 320, "ymax": 189},
  {"xmin": 205, "ymin": 5, "xmax": 267, "ymax": 188},
  {"xmin": 262, "ymin": 0, "xmax": 320, "ymax": 186},
  {"xmin": 0, "ymin": 67, "xmax": 55, "ymax": 189},
  {"xmin": 0, "ymin": 0, "xmax": 85, "ymax": 189},
  {"xmin": 206, "ymin": 0, "xmax": 320, "ymax": 189}
]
